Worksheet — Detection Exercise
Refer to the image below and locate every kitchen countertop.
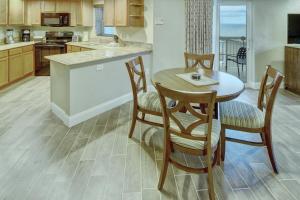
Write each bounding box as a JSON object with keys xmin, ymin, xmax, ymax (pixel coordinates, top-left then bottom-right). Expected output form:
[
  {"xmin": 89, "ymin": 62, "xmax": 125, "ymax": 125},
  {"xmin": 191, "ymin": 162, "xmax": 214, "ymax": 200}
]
[
  {"xmin": 0, "ymin": 41, "xmax": 36, "ymax": 51},
  {"xmin": 286, "ymin": 44, "xmax": 300, "ymax": 48},
  {"xmin": 45, "ymin": 42, "xmax": 152, "ymax": 66}
]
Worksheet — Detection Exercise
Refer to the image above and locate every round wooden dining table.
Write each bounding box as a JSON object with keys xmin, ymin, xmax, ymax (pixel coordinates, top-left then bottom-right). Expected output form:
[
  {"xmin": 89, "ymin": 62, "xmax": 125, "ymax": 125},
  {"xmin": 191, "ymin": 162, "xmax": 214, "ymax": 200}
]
[{"xmin": 152, "ymin": 68, "xmax": 245, "ymax": 103}]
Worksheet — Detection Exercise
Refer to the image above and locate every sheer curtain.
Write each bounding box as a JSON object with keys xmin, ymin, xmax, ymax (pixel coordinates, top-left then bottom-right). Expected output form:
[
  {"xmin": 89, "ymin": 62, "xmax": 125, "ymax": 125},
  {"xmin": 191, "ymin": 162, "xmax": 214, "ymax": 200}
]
[{"xmin": 185, "ymin": 0, "xmax": 213, "ymax": 54}]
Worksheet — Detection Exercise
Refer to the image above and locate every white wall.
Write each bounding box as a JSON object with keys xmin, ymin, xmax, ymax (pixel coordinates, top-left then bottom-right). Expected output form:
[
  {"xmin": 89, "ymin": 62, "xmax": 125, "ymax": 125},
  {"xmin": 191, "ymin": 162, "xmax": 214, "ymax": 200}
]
[
  {"xmin": 252, "ymin": 0, "xmax": 300, "ymax": 81},
  {"xmin": 152, "ymin": 0, "xmax": 186, "ymax": 74}
]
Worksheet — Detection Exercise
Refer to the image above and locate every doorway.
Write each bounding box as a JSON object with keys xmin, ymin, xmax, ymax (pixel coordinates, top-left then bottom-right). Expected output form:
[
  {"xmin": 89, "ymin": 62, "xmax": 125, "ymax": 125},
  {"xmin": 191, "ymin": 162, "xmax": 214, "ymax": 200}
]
[{"xmin": 216, "ymin": 2, "xmax": 252, "ymax": 83}]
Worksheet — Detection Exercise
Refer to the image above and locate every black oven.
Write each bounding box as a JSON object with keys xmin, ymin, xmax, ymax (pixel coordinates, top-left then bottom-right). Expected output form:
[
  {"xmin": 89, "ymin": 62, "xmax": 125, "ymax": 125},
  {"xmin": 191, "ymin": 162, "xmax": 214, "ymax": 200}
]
[{"xmin": 41, "ymin": 13, "xmax": 70, "ymax": 27}]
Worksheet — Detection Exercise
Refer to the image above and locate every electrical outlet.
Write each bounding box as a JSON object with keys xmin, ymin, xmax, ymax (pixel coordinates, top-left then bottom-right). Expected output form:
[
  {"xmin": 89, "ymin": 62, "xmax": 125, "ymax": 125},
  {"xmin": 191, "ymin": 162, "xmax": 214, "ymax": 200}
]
[{"xmin": 96, "ymin": 65, "xmax": 104, "ymax": 71}]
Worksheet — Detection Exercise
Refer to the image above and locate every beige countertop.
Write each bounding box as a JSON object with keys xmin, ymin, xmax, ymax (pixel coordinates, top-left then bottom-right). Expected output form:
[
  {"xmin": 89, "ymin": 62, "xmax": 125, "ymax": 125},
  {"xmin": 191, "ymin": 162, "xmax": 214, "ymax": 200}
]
[
  {"xmin": 0, "ymin": 41, "xmax": 36, "ymax": 51},
  {"xmin": 46, "ymin": 42, "xmax": 152, "ymax": 66},
  {"xmin": 286, "ymin": 44, "xmax": 300, "ymax": 48}
]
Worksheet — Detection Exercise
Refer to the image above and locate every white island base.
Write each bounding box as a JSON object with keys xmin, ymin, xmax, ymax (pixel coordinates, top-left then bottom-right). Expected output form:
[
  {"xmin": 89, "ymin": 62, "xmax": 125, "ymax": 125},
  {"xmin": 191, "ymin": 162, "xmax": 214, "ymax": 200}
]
[{"xmin": 50, "ymin": 53, "xmax": 152, "ymax": 127}]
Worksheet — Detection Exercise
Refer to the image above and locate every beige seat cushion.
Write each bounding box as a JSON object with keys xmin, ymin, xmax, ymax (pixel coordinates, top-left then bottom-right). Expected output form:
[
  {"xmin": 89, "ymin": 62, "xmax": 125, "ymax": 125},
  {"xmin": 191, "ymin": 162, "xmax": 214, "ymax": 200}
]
[
  {"xmin": 220, "ymin": 100, "xmax": 265, "ymax": 129},
  {"xmin": 170, "ymin": 112, "xmax": 221, "ymax": 150},
  {"xmin": 138, "ymin": 91, "xmax": 162, "ymax": 112}
]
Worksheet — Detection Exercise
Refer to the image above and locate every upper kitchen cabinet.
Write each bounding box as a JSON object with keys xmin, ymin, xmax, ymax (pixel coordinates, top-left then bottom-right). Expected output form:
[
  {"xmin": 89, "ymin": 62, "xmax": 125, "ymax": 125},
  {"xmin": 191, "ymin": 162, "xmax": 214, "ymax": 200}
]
[
  {"xmin": 42, "ymin": 0, "xmax": 56, "ymax": 12},
  {"xmin": 77, "ymin": 0, "xmax": 93, "ymax": 27},
  {"xmin": 104, "ymin": 0, "xmax": 144, "ymax": 27},
  {"xmin": 9, "ymin": 0, "xmax": 26, "ymax": 25},
  {"xmin": 56, "ymin": 0, "xmax": 71, "ymax": 13},
  {"xmin": 104, "ymin": 0, "xmax": 115, "ymax": 26},
  {"xmin": 114, "ymin": 0, "xmax": 127, "ymax": 26},
  {"xmin": 27, "ymin": 0, "xmax": 42, "ymax": 25},
  {"xmin": 0, "ymin": 0, "xmax": 8, "ymax": 25},
  {"xmin": 70, "ymin": 0, "xmax": 79, "ymax": 26}
]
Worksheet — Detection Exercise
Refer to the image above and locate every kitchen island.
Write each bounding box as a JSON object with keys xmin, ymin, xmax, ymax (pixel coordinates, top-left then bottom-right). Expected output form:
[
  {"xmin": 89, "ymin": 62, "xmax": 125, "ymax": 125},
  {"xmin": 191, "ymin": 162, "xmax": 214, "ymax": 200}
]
[{"xmin": 46, "ymin": 42, "xmax": 152, "ymax": 127}]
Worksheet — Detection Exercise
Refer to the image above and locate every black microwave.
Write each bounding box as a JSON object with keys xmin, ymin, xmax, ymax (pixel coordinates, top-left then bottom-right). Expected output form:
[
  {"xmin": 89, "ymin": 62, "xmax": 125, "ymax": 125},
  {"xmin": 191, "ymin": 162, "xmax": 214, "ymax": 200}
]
[{"xmin": 41, "ymin": 13, "xmax": 70, "ymax": 27}]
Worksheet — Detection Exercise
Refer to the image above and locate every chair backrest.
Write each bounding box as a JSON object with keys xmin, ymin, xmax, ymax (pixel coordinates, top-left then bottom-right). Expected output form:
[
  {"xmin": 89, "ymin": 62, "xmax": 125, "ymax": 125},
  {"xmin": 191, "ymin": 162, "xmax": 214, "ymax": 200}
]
[
  {"xmin": 125, "ymin": 56, "xmax": 147, "ymax": 103},
  {"xmin": 257, "ymin": 65, "xmax": 283, "ymax": 127},
  {"xmin": 237, "ymin": 47, "xmax": 247, "ymax": 63},
  {"xmin": 156, "ymin": 83, "xmax": 217, "ymax": 148},
  {"xmin": 184, "ymin": 52, "xmax": 215, "ymax": 70}
]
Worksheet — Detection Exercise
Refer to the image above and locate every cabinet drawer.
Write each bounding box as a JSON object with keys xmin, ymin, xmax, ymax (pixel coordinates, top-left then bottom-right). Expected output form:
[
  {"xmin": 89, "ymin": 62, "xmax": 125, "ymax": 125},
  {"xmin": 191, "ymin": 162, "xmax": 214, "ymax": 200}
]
[
  {"xmin": 0, "ymin": 50, "xmax": 8, "ymax": 59},
  {"xmin": 22, "ymin": 45, "xmax": 33, "ymax": 53},
  {"xmin": 9, "ymin": 48, "xmax": 22, "ymax": 56}
]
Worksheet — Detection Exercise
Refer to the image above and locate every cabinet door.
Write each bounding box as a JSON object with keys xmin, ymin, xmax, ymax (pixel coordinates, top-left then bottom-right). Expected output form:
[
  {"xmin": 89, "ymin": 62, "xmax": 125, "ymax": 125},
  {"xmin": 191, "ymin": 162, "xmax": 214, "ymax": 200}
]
[
  {"xmin": 56, "ymin": 0, "xmax": 70, "ymax": 12},
  {"xmin": 9, "ymin": 0, "xmax": 25, "ymax": 25},
  {"xmin": 0, "ymin": 0, "xmax": 8, "ymax": 25},
  {"xmin": 115, "ymin": 0, "xmax": 128, "ymax": 26},
  {"xmin": 9, "ymin": 54, "xmax": 24, "ymax": 82},
  {"xmin": 43, "ymin": 0, "xmax": 56, "ymax": 12},
  {"xmin": 77, "ymin": 0, "xmax": 93, "ymax": 26},
  {"xmin": 70, "ymin": 0, "xmax": 79, "ymax": 26},
  {"xmin": 0, "ymin": 57, "xmax": 8, "ymax": 87},
  {"xmin": 81, "ymin": 0, "xmax": 93, "ymax": 26},
  {"xmin": 104, "ymin": 0, "xmax": 115, "ymax": 26},
  {"xmin": 23, "ymin": 51, "xmax": 34, "ymax": 75},
  {"xmin": 27, "ymin": 0, "xmax": 42, "ymax": 25}
]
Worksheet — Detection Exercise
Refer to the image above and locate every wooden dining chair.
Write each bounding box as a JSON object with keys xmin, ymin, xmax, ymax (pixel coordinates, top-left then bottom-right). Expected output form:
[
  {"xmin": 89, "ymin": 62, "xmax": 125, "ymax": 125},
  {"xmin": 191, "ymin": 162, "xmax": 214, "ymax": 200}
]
[
  {"xmin": 125, "ymin": 56, "xmax": 164, "ymax": 138},
  {"xmin": 184, "ymin": 52, "xmax": 215, "ymax": 113},
  {"xmin": 220, "ymin": 65, "xmax": 283, "ymax": 173},
  {"xmin": 184, "ymin": 52, "xmax": 215, "ymax": 70},
  {"xmin": 156, "ymin": 83, "xmax": 220, "ymax": 200}
]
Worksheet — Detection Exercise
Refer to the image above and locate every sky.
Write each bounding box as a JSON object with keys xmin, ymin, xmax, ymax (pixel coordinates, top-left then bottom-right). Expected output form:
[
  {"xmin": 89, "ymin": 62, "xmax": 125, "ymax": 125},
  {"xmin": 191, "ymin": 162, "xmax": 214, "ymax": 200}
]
[
  {"xmin": 220, "ymin": 5, "xmax": 247, "ymax": 25},
  {"xmin": 220, "ymin": 5, "xmax": 247, "ymax": 37}
]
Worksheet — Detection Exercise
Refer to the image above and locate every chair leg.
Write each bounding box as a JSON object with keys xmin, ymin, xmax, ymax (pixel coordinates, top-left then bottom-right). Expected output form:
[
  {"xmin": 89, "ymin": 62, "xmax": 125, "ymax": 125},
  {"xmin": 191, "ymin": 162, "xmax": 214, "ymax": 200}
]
[
  {"xmin": 158, "ymin": 143, "xmax": 170, "ymax": 190},
  {"xmin": 128, "ymin": 107, "xmax": 138, "ymax": 138},
  {"xmin": 237, "ymin": 63, "xmax": 240, "ymax": 78},
  {"xmin": 217, "ymin": 141, "xmax": 221, "ymax": 166},
  {"xmin": 207, "ymin": 154, "xmax": 216, "ymax": 200},
  {"xmin": 264, "ymin": 129, "xmax": 279, "ymax": 174},
  {"xmin": 221, "ymin": 127, "xmax": 226, "ymax": 161}
]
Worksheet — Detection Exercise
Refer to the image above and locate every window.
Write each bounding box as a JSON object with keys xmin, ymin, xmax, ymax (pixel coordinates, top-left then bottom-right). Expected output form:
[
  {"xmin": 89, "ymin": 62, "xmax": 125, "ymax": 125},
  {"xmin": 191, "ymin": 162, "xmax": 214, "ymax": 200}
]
[{"xmin": 94, "ymin": 6, "xmax": 116, "ymax": 36}]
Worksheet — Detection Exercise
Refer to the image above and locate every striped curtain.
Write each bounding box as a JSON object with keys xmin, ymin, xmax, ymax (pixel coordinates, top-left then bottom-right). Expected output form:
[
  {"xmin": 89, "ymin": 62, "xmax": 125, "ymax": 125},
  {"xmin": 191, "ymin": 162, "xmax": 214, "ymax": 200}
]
[{"xmin": 185, "ymin": 0, "xmax": 213, "ymax": 54}]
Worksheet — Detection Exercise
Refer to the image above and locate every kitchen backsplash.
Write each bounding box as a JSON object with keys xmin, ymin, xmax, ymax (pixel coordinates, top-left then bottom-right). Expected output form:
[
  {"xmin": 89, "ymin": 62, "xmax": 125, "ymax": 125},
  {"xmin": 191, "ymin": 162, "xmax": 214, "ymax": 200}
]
[{"xmin": 0, "ymin": 26, "xmax": 92, "ymax": 44}]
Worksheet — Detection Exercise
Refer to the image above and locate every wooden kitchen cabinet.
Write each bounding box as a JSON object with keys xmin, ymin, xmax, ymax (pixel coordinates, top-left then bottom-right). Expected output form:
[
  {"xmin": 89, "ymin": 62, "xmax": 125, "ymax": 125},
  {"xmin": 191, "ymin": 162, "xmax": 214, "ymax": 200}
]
[
  {"xmin": 115, "ymin": 0, "xmax": 127, "ymax": 26},
  {"xmin": 70, "ymin": 0, "xmax": 79, "ymax": 26},
  {"xmin": 104, "ymin": 0, "xmax": 115, "ymax": 26},
  {"xmin": 56, "ymin": 0, "xmax": 70, "ymax": 12},
  {"xmin": 0, "ymin": 45, "xmax": 34, "ymax": 89},
  {"xmin": 77, "ymin": 0, "xmax": 93, "ymax": 26},
  {"xmin": 43, "ymin": 0, "xmax": 56, "ymax": 12},
  {"xmin": 0, "ymin": 57, "xmax": 9, "ymax": 87},
  {"xmin": 0, "ymin": 0, "xmax": 8, "ymax": 25},
  {"xmin": 104, "ymin": 0, "xmax": 144, "ymax": 27},
  {"xmin": 27, "ymin": 0, "xmax": 42, "ymax": 25},
  {"xmin": 9, "ymin": 54, "xmax": 24, "ymax": 82},
  {"xmin": 23, "ymin": 51, "xmax": 34, "ymax": 75},
  {"xmin": 285, "ymin": 46, "xmax": 300, "ymax": 95},
  {"xmin": 71, "ymin": 46, "xmax": 81, "ymax": 52},
  {"xmin": 9, "ymin": 0, "xmax": 26, "ymax": 25}
]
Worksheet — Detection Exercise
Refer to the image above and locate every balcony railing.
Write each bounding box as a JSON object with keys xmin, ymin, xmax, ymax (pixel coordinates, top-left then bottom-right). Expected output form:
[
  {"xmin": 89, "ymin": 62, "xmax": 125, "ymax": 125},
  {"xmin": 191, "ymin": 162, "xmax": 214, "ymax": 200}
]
[{"xmin": 219, "ymin": 36, "xmax": 247, "ymax": 82}]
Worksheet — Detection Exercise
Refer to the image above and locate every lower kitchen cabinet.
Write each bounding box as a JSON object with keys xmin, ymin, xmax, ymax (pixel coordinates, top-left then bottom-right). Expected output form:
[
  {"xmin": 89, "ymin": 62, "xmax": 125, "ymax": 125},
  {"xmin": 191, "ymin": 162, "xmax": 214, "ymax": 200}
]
[
  {"xmin": 0, "ymin": 45, "xmax": 35, "ymax": 89},
  {"xmin": 0, "ymin": 57, "xmax": 9, "ymax": 87},
  {"xmin": 9, "ymin": 54, "xmax": 24, "ymax": 82},
  {"xmin": 23, "ymin": 51, "xmax": 34, "ymax": 75}
]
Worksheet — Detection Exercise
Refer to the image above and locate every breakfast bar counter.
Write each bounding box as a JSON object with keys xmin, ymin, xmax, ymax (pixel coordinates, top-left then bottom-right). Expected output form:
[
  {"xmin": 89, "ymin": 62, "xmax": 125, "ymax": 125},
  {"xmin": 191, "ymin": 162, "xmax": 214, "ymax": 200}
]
[{"xmin": 46, "ymin": 42, "xmax": 152, "ymax": 127}]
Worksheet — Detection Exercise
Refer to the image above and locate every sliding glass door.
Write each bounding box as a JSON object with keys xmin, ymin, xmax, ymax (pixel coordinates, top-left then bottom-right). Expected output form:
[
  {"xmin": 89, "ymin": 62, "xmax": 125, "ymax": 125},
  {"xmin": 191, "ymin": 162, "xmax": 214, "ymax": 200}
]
[{"xmin": 216, "ymin": 1, "xmax": 252, "ymax": 83}]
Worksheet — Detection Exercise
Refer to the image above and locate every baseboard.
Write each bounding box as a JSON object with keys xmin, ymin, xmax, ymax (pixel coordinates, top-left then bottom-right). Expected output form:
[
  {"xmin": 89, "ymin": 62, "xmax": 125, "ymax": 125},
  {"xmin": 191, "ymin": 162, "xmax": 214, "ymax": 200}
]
[{"xmin": 51, "ymin": 92, "xmax": 133, "ymax": 127}]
